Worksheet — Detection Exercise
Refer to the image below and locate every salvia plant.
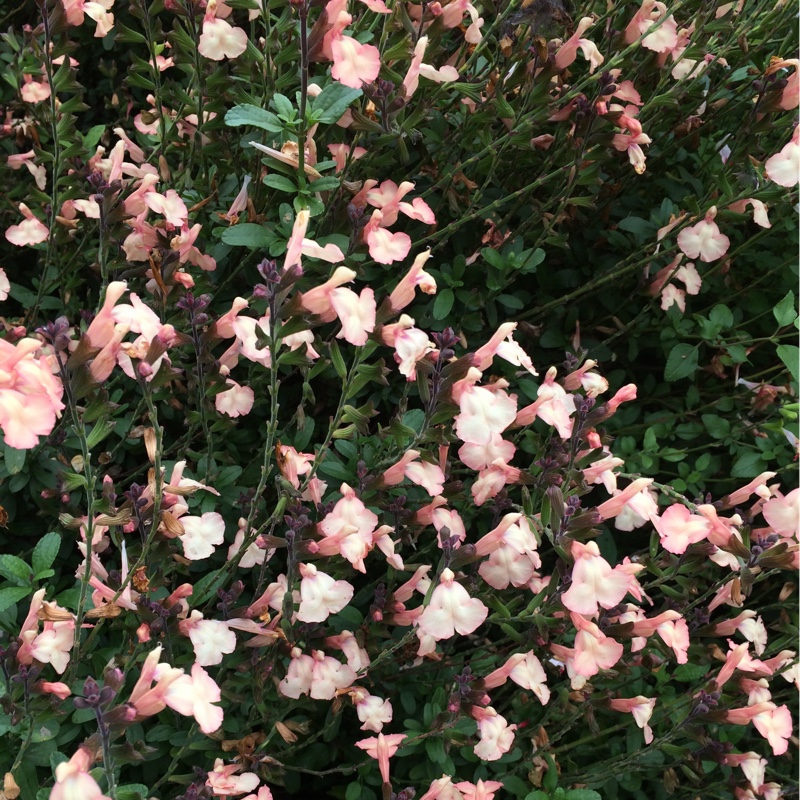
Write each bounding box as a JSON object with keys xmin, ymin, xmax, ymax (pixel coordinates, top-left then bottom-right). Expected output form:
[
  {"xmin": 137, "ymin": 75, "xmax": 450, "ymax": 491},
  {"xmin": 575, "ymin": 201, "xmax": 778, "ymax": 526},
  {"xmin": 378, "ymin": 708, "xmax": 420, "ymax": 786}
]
[{"xmin": 0, "ymin": 0, "xmax": 797, "ymax": 798}]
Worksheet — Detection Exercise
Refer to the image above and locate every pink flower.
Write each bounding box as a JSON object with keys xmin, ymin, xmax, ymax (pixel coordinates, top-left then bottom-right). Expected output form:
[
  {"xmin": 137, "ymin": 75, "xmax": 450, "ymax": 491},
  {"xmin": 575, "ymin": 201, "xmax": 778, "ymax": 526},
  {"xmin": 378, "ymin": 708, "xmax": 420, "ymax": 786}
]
[
  {"xmin": 143, "ymin": 189, "xmax": 189, "ymax": 227},
  {"xmin": 417, "ymin": 567, "xmax": 489, "ymax": 640},
  {"xmin": 764, "ymin": 125, "xmax": 800, "ymax": 188},
  {"xmin": 561, "ymin": 540, "xmax": 632, "ymax": 616},
  {"xmin": 624, "ymin": 0, "xmax": 678, "ymax": 52},
  {"xmin": 752, "ymin": 704, "xmax": 793, "ymax": 755},
  {"xmin": 762, "ymin": 488, "xmax": 799, "ymax": 537},
  {"xmin": 652, "ymin": 503, "xmax": 711, "ymax": 553},
  {"xmin": 318, "ymin": 483, "xmax": 379, "ymax": 572},
  {"xmin": 350, "ymin": 687, "xmax": 393, "ymax": 732},
  {"xmin": 21, "ymin": 75, "xmax": 51, "ymax": 104},
  {"xmin": 472, "ymin": 706, "xmax": 516, "ymax": 761},
  {"xmin": 554, "ymin": 17, "xmax": 604, "ymax": 73},
  {"xmin": 473, "ymin": 322, "xmax": 538, "ymax": 375},
  {"xmin": 366, "ymin": 223, "xmax": 412, "ymax": 265},
  {"xmin": 0, "ymin": 336, "xmax": 65, "ymax": 449},
  {"xmin": 179, "ymin": 512, "xmax": 226, "ymax": 560},
  {"xmin": 62, "ymin": 0, "xmax": 115, "ymax": 36},
  {"xmin": 608, "ymin": 696, "xmax": 656, "ymax": 744},
  {"xmin": 571, "ymin": 613, "xmax": 624, "ymax": 677},
  {"xmin": 163, "ymin": 664, "xmax": 224, "ymax": 734},
  {"xmin": 0, "ymin": 268, "xmax": 8, "ymax": 301},
  {"xmin": 656, "ymin": 618, "xmax": 690, "ymax": 663},
  {"xmin": 38, "ymin": 681, "xmax": 72, "ymax": 700},
  {"xmin": 454, "ymin": 780, "xmax": 505, "ymax": 800},
  {"xmin": 454, "ymin": 369, "xmax": 518, "ymax": 445},
  {"xmin": 215, "ymin": 379, "xmax": 255, "ymax": 417},
  {"xmin": 459, "ymin": 433, "xmax": 516, "ymax": 472},
  {"xmin": 328, "ymin": 143, "xmax": 367, "ymax": 172},
  {"xmin": 299, "ymin": 266, "xmax": 357, "ymax": 321},
  {"xmin": 330, "ymin": 286, "xmax": 376, "ymax": 345},
  {"xmin": 388, "ymin": 250, "xmax": 437, "ymax": 311},
  {"xmin": 331, "ymin": 36, "xmax": 381, "ymax": 89},
  {"xmin": 297, "ymin": 562, "xmax": 354, "ymax": 623},
  {"xmin": 182, "ymin": 614, "xmax": 237, "ymax": 667},
  {"xmin": 199, "ymin": 17, "xmax": 248, "ymax": 60},
  {"xmin": 356, "ymin": 733, "xmax": 407, "ymax": 784},
  {"xmin": 393, "ymin": 325, "xmax": 435, "ymax": 380},
  {"xmin": 50, "ymin": 747, "xmax": 111, "ymax": 800},
  {"xmin": 677, "ymin": 207, "xmax": 730, "ymax": 262},
  {"xmin": 206, "ymin": 759, "xmax": 260, "ymax": 796},
  {"xmin": 6, "ymin": 203, "xmax": 49, "ymax": 246},
  {"xmin": 514, "ymin": 367, "xmax": 575, "ymax": 438},
  {"xmin": 596, "ymin": 477, "xmax": 654, "ymax": 520},
  {"xmin": 728, "ymin": 198, "xmax": 771, "ymax": 229},
  {"xmin": 483, "ymin": 651, "xmax": 549, "ymax": 705}
]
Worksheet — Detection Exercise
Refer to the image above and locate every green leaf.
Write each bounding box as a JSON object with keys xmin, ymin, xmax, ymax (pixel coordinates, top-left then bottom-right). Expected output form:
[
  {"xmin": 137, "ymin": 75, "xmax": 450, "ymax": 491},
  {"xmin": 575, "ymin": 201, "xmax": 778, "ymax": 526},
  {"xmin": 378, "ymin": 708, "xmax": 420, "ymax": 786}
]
[
  {"xmin": 82, "ymin": 124, "xmax": 106, "ymax": 150},
  {"xmin": 731, "ymin": 450, "xmax": 766, "ymax": 478},
  {"xmin": 345, "ymin": 782, "xmax": 362, "ymax": 800},
  {"xmin": 4, "ymin": 443, "xmax": 26, "ymax": 475},
  {"xmin": 32, "ymin": 532, "xmax": 61, "ymax": 575},
  {"xmin": 116, "ymin": 784, "xmax": 150, "ymax": 800},
  {"xmin": 664, "ymin": 343, "xmax": 699, "ymax": 381},
  {"xmin": 433, "ymin": 288, "xmax": 454, "ymax": 320},
  {"xmin": 0, "ymin": 555, "xmax": 32, "ymax": 586},
  {"xmin": 525, "ymin": 792, "xmax": 550, "ymax": 800},
  {"xmin": 566, "ymin": 791, "xmax": 603, "ymax": 800},
  {"xmin": 0, "ymin": 585, "xmax": 31, "ymax": 612},
  {"xmin": 311, "ymin": 83, "xmax": 362, "ymax": 124},
  {"xmin": 86, "ymin": 419, "xmax": 116, "ymax": 449},
  {"xmin": 224, "ymin": 104, "xmax": 283, "ymax": 132},
  {"xmin": 701, "ymin": 414, "xmax": 730, "ymax": 440},
  {"xmin": 221, "ymin": 223, "xmax": 278, "ymax": 248},
  {"xmin": 272, "ymin": 93, "xmax": 294, "ymax": 119},
  {"xmin": 61, "ymin": 472, "xmax": 88, "ymax": 491},
  {"xmin": 263, "ymin": 174, "xmax": 297, "ymax": 193},
  {"xmin": 329, "ymin": 340, "xmax": 347, "ymax": 380},
  {"xmin": 672, "ymin": 662, "xmax": 709, "ymax": 682},
  {"xmin": 773, "ymin": 290, "xmax": 797, "ymax": 327},
  {"xmin": 709, "ymin": 304, "xmax": 733, "ymax": 331},
  {"xmin": 309, "ymin": 176, "xmax": 341, "ymax": 192},
  {"xmin": 777, "ymin": 344, "xmax": 800, "ymax": 384}
]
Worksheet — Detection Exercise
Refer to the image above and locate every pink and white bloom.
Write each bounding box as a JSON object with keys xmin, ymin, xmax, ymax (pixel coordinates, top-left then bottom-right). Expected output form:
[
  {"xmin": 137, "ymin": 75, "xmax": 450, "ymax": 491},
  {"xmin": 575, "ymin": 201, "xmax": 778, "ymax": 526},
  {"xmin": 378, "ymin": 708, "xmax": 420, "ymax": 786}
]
[
  {"xmin": 561, "ymin": 540, "xmax": 632, "ymax": 616},
  {"xmin": 199, "ymin": 17, "xmax": 248, "ymax": 60},
  {"xmin": 388, "ymin": 250, "xmax": 437, "ymax": 312},
  {"xmin": 350, "ymin": 687, "xmax": 393, "ymax": 732},
  {"xmin": 62, "ymin": 0, "xmax": 115, "ymax": 37},
  {"xmin": 608, "ymin": 696, "xmax": 656, "ymax": 744},
  {"xmin": 6, "ymin": 203, "xmax": 49, "ymax": 246},
  {"xmin": 454, "ymin": 780, "xmax": 504, "ymax": 800},
  {"xmin": 163, "ymin": 664, "xmax": 225, "ymax": 734},
  {"xmin": 483, "ymin": 651, "xmax": 549, "ymax": 705},
  {"xmin": 554, "ymin": 17, "xmax": 604, "ymax": 73},
  {"xmin": 417, "ymin": 568, "xmax": 489, "ymax": 640},
  {"xmin": 330, "ymin": 286, "xmax": 376, "ymax": 345},
  {"xmin": 297, "ymin": 562, "xmax": 354, "ymax": 623},
  {"xmin": 317, "ymin": 483, "xmax": 379, "ymax": 572},
  {"xmin": 50, "ymin": 747, "xmax": 111, "ymax": 800},
  {"xmin": 764, "ymin": 126, "xmax": 800, "ymax": 188},
  {"xmin": 182, "ymin": 614, "xmax": 237, "ymax": 667},
  {"xmin": 472, "ymin": 706, "xmax": 516, "ymax": 761},
  {"xmin": 652, "ymin": 503, "xmax": 711, "ymax": 553},
  {"xmin": 677, "ymin": 207, "xmax": 730, "ymax": 262},
  {"xmin": 454, "ymin": 369, "xmax": 518, "ymax": 445},
  {"xmin": 571, "ymin": 613, "xmax": 624, "ymax": 677},
  {"xmin": 514, "ymin": 367, "xmax": 575, "ymax": 438},
  {"xmin": 206, "ymin": 760, "xmax": 260, "ymax": 796},
  {"xmin": 356, "ymin": 733, "xmax": 407, "ymax": 783},
  {"xmin": 179, "ymin": 512, "xmax": 226, "ymax": 560},
  {"xmin": 624, "ymin": 0, "xmax": 678, "ymax": 53}
]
